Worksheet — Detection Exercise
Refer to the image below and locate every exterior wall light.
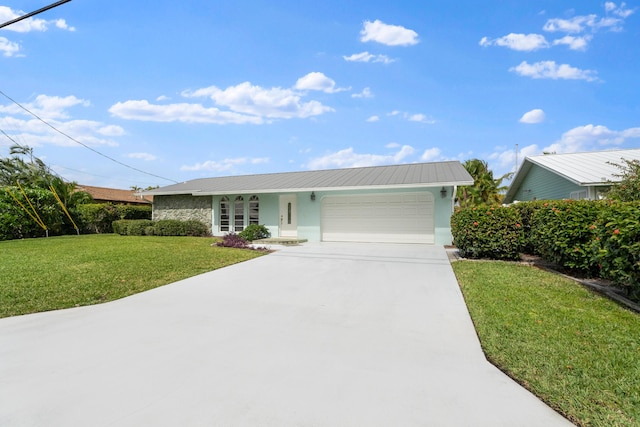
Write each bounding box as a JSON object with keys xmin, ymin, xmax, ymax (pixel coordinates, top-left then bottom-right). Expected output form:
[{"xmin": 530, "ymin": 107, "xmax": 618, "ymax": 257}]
[
  {"xmin": 310, "ymin": 191, "xmax": 316, "ymax": 201},
  {"xmin": 440, "ymin": 187, "xmax": 447, "ymax": 198}
]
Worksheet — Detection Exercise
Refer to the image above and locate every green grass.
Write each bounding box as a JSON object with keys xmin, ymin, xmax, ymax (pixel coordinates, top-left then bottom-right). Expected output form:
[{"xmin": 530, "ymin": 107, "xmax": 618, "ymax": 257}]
[
  {"xmin": 453, "ymin": 261, "xmax": 640, "ymax": 427},
  {"xmin": 0, "ymin": 234, "xmax": 264, "ymax": 318}
]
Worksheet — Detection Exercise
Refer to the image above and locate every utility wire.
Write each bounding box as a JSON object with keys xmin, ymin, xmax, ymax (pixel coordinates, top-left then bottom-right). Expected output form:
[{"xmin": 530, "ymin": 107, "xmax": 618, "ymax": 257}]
[
  {"xmin": 0, "ymin": 89, "xmax": 178, "ymax": 183},
  {"xmin": 0, "ymin": 0, "xmax": 72, "ymax": 30}
]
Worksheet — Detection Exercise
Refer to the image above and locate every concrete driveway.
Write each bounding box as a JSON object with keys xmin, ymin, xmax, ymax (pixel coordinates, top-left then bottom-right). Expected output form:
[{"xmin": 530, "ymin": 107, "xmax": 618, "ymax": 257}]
[{"xmin": 0, "ymin": 243, "xmax": 572, "ymax": 426}]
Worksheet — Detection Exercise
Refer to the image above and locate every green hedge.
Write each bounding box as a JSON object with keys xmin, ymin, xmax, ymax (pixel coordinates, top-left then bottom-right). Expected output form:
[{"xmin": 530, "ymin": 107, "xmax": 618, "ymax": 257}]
[
  {"xmin": 112, "ymin": 219, "xmax": 209, "ymax": 237},
  {"xmin": 0, "ymin": 187, "xmax": 73, "ymax": 240},
  {"xmin": 75, "ymin": 203, "xmax": 151, "ymax": 233},
  {"xmin": 530, "ymin": 200, "xmax": 602, "ymax": 276},
  {"xmin": 594, "ymin": 201, "xmax": 640, "ymax": 299},
  {"xmin": 450, "ymin": 205, "xmax": 524, "ymax": 260},
  {"xmin": 451, "ymin": 200, "xmax": 640, "ymax": 299}
]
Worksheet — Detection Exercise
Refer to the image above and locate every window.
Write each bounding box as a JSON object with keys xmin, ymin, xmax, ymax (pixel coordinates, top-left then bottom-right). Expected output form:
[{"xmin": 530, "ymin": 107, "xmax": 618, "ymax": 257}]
[
  {"xmin": 287, "ymin": 202, "xmax": 292, "ymax": 224},
  {"xmin": 234, "ymin": 196, "xmax": 244, "ymax": 231},
  {"xmin": 570, "ymin": 190, "xmax": 588, "ymax": 200},
  {"xmin": 220, "ymin": 196, "xmax": 230, "ymax": 232},
  {"xmin": 249, "ymin": 195, "xmax": 259, "ymax": 225}
]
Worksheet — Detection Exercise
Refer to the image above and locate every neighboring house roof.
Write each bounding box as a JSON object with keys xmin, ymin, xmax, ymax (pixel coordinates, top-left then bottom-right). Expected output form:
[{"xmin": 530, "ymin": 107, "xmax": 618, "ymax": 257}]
[
  {"xmin": 145, "ymin": 161, "xmax": 474, "ymax": 196},
  {"xmin": 78, "ymin": 185, "xmax": 153, "ymax": 204},
  {"xmin": 504, "ymin": 149, "xmax": 640, "ymax": 203}
]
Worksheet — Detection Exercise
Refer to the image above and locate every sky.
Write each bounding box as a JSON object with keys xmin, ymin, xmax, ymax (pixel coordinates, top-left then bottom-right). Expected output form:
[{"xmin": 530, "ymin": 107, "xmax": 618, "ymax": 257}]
[{"xmin": 1, "ymin": 0, "xmax": 639, "ymax": 189}]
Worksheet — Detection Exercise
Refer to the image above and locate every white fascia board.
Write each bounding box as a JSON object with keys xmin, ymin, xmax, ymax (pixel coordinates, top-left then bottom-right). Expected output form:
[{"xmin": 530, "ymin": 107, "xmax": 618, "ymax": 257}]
[{"xmin": 194, "ymin": 181, "xmax": 474, "ymax": 196}]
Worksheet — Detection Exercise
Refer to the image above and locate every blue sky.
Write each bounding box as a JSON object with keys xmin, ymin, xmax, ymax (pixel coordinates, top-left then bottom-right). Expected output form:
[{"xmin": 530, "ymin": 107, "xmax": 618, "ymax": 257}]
[{"xmin": 1, "ymin": 0, "xmax": 639, "ymax": 189}]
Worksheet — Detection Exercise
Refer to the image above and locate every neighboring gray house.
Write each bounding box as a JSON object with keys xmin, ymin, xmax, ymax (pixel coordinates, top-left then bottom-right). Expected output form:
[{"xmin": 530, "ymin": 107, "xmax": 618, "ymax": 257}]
[
  {"xmin": 503, "ymin": 149, "xmax": 640, "ymax": 204},
  {"xmin": 144, "ymin": 161, "xmax": 473, "ymax": 245}
]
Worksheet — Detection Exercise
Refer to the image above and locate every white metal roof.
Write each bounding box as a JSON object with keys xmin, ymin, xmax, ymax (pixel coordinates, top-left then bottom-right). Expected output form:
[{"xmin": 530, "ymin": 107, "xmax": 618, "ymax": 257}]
[
  {"xmin": 145, "ymin": 161, "xmax": 474, "ymax": 196},
  {"xmin": 504, "ymin": 148, "xmax": 640, "ymax": 203}
]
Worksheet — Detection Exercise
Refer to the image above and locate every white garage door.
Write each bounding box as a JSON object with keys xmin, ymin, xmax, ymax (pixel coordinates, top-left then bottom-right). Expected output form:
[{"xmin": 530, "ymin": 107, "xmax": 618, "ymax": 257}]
[{"xmin": 321, "ymin": 192, "xmax": 435, "ymax": 244}]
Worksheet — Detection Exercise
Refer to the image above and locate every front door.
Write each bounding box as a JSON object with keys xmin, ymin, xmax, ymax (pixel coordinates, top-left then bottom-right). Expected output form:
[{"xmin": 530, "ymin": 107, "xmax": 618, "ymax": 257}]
[{"xmin": 279, "ymin": 194, "xmax": 297, "ymax": 237}]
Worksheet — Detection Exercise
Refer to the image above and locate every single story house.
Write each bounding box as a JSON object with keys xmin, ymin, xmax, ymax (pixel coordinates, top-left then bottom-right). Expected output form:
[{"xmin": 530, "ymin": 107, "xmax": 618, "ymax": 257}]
[
  {"xmin": 78, "ymin": 185, "xmax": 153, "ymax": 205},
  {"xmin": 143, "ymin": 161, "xmax": 473, "ymax": 245},
  {"xmin": 503, "ymin": 149, "xmax": 640, "ymax": 204}
]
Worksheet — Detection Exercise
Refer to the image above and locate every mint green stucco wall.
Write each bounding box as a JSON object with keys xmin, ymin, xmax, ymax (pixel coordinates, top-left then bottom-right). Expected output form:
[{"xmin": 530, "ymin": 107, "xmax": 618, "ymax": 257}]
[{"xmin": 208, "ymin": 186, "xmax": 456, "ymax": 245}]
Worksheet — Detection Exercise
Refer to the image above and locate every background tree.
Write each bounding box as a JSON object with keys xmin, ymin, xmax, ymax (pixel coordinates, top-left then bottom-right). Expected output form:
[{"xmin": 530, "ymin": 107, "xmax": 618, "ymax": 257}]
[
  {"xmin": 0, "ymin": 144, "xmax": 92, "ymax": 208},
  {"xmin": 607, "ymin": 158, "xmax": 640, "ymax": 202},
  {"xmin": 456, "ymin": 158, "xmax": 511, "ymax": 207}
]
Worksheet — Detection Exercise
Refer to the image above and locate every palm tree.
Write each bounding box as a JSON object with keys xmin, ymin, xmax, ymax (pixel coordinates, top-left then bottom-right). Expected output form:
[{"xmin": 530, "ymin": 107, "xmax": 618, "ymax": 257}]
[{"xmin": 457, "ymin": 159, "xmax": 512, "ymax": 207}]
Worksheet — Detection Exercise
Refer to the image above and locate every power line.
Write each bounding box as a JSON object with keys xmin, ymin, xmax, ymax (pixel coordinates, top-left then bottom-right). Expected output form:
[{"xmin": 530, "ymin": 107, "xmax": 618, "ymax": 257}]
[
  {"xmin": 0, "ymin": 89, "xmax": 178, "ymax": 183},
  {"xmin": 0, "ymin": 0, "xmax": 72, "ymax": 30}
]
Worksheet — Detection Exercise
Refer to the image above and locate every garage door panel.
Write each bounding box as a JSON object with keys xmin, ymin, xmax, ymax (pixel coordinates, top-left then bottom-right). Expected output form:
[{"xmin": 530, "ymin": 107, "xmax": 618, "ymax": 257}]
[{"xmin": 322, "ymin": 192, "xmax": 435, "ymax": 244}]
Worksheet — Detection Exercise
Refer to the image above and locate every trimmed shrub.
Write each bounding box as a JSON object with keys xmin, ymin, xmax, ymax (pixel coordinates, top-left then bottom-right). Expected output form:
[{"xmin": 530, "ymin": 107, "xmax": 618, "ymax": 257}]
[
  {"xmin": 511, "ymin": 200, "xmax": 549, "ymax": 255},
  {"xmin": 112, "ymin": 219, "xmax": 209, "ymax": 237},
  {"xmin": 530, "ymin": 200, "xmax": 601, "ymax": 276},
  {"xmin": 593, "ymin": 201, "xmax": 640, "ymax": 298},
  {"xmin": 238, "ymin": 224, "xmax": 271, "ymax": 241},
  {"xmin": 76, "ymin": 203, "xmax": 151, "ymax": 234},
  {"xmin": 451, "ymin": 204, "xmax": 524, "ymax": 260}
]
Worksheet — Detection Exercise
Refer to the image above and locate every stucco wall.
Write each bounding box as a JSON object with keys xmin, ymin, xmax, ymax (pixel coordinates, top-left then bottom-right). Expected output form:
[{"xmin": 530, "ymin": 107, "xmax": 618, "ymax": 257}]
[{"xmin": 152, "ymin": 195, "xmax": 213, "ymax": 231}]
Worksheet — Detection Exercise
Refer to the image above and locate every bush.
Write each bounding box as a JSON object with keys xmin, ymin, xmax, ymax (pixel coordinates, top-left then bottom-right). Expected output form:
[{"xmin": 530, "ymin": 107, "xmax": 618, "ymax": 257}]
[
  {"xmin": 112, "ymin": 219, "xmax": 209, "ymax": 237},
  {"xmin": 76, "ymin": 203, "xmax": 151, "ymax": 234},
  {"xmin": 216, "ymin": 232, "xmax": 251, "ymax": 248},
  {"xmin": 153, "ymin": 219, "xmax": 209, "ymax": 236},
  {"xmin": 593, "ymin": 201, "xmax": 640, "ymax": 299},
  {"xmin": 0, "ymin": 186, "xmax": 69, "ymax": 240},
  {"xmin": 510, "ymin": 200, "xmax": 549, "ymax": 255},
  {"xmin": 530, "ymin": 200, "xmax": 601, "ymax": 276},
  {"xmin": 238, "ymin": 224, "xmax": 271, "ymax": 241},
  {"xmin": 450, "ymin": 204, "xmax": 524, "ymax": 260}
]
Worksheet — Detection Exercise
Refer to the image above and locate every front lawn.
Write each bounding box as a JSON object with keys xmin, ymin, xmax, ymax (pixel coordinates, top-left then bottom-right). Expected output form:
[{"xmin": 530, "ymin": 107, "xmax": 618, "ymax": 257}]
[
  {"xmin": 0, "ymin": 234, "xmax": 264, "ymax": 318},
  {"xmin": 453, "ymin": 261, "xmax": 640, "ymax": 427}
]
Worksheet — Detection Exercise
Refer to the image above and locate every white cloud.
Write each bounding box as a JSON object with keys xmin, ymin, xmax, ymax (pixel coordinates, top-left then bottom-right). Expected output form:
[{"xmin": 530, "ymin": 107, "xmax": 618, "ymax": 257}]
[
  {"xmin": 542, "ymin": 3, "xmax": 633, "ymax": 34},
  {"xmin": 181, "ymin": 80, "xmax": 334, "ymax": 120},
  {"xmin": 519, "ymin": 109, "xmax": 546, "ymax": 124},
  {"xmin": 605, "ymin": 2, "xmax": 635, "ymax": 18},
  {"xmin": 0, "ymin": 94, "xmax": 90, "ymax": 120},
  {"xmin": 488, "ymin": 144, "xmax": 540, "ymax": 174},
  {"xmin": 127, "ymin": 152, "xmax": 157, "ymax": 161},
  {"xmin": 0, "ymin": 6, "xmax": 75, "ymax": 33},
  {"xmin": 98, "ymin": 125, "xmax": 126, "ymax": 136},
  {"xmin": 0, "ymin": 37, "xmax": 20, "ymax": 57},
  {"xmin": 360, "ymin": 20, "xmax": 419, "ymax": 46},
  {"xmin": 509, "ymin": 61, "xmax": 599, "ymax": 82},
  {"xmin": 352, "ymin": 87, "xmax": 373, "ymax": 99},
  {"xmin": 479, "ymin": 33, "xmax": 549, "ymax": 51},
  {"xmin": 385, "ymin": 110, "xmax": 435, "ymax": 124},
  {"xmin": 156, "ymin": 95, "xmax": 170, "ymax": 101},
  {"xmin": 54, "ymin": 19, "xmax": 75, "ymax": 31},
  {"xmin": 306, "ymin": 145, "xmax": 415, "ymax": 169},
  {"xmin": 543, "ymin": 15, "xmax": 599, "ymax": 33},
  {"xmin": 544, "ymin": 124, "xmax": 640, "ymax": 153},
  {"xmin": 343, "ymin": 51, "xmax": 395, "ymax": 64},
  {"xmin": 295, "ymin": 72, "xmax": 348, "ymax": 93},
  {"xmin": 0, "ymin": 115, "xmax": 121, "ymax": 148},
  {"xmin": 552, "ymin": 35, "xmax": 592, "ymax": 51},
  {"xmin": 109, "ymin": 100, "xmax": 264, "ymax": 124},
  {"xmin": 366, "ymin": 115, "xmax": 380, "ymax": 122},
  {"xmin": 181, "ymin": 157, "xmax": 269, "ymax": 172},
  {"xmin": 407, "ymin": 113, "xmax": 436, "ymax": 124},
  {"xmin": 421, "ymin": 147, "xmax": 442, "ymax": 161}
]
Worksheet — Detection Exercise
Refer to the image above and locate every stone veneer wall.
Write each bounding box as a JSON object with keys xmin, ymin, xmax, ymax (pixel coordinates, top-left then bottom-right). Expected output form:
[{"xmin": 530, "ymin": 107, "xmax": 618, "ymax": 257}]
[{"xmin": 153, "ymin": 195, "xmax": 212, "ymax": 231}]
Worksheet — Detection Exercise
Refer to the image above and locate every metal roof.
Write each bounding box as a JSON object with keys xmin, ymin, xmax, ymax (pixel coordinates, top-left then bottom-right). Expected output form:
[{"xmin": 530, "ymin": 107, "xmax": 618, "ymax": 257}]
[
  {"xmin": 145, "ymin": 161, "xmax": 474, "ymax": 196},
  {"xmin": 504, "ymin": 148, "xmax": 640, "ymax": 203}
]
